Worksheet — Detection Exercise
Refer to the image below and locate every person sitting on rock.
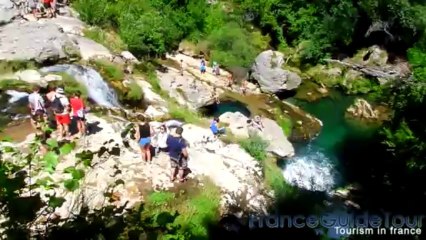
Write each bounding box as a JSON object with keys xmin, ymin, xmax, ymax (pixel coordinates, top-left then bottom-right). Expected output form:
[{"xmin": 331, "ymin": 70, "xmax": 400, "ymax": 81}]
[
  {"xmin": 153, "ymin": 125, "xmax": 169, "ymax": 156},
  {"xmin": 210, "ymin": 117, "xmax": 226, "ymax": 136},
  {"xmin": 212, "ymin": 87, "xmax": 220, "ymax": 104},
  {"xmin": 134, "ymin": 118, "xmax": 154, "ymax": 163},
  {"xmin": 166, "ymin": 127, "xmax": 189, "ymax": 182},
  {"xmin": 227, "ymin": 75, "xmax": 233, "ymax": 88},
  {"xmin": 241, "ymin": 80, "xmax": 248, "ymax": 95},
  {"xmin": 247, "ymin": 115, "xmax": 264, "ymax": 132}
]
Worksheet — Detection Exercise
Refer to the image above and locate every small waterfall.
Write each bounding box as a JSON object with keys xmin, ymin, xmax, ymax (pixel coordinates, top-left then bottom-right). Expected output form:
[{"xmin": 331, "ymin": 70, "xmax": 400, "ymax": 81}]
[
  {"xmin": 282, "ymin": 144, "xmax": 338, "ymax": 192},
  {"xmin": 40, "ymin": 64, "xmax": 120, "ymax": 107},
  {"xmin": 6, "ymin": 90, "xmax": 29, "ymax": 104}
]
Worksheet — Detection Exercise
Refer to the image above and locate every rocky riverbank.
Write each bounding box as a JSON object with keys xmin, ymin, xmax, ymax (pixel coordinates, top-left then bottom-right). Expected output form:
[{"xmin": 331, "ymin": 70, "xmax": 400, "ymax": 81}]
[{"xmin": 0, "ymin": 114, "xmax": 270, "ymax": 226}]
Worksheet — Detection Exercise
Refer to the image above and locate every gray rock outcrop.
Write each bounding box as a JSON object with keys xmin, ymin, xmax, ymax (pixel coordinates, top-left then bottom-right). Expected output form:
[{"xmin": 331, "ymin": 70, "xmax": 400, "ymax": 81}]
[
  {"xmin": 156, "ymin": 67, "xmax": 218, "ymax": 109},
  {"xmin": 0, "ymin": 21, "xmax": 80, "ymax": 63},
  {"xmin": 71, "ymin": 35, "xmax": 111, "ymax": 60},
  {"xmin": 135, "ymin": 78, "xmax": 168, "ymax": 118},
  {"xmin": 1, "ymin": 114, "xmax": 270, "ymax": 223},
  {"xmin": 251, "ymin": 50, "xmax": 302, "ymax": 93},
  {"xmin": 0, "ymin": 0, "xmax": 17, "ymax": 25}
]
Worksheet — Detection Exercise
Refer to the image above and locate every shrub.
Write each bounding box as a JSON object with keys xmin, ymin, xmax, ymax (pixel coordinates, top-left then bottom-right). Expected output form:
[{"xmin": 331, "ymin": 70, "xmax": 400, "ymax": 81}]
[
  {"xmin": 90, "ymin": 60, "xmax": 124, "ymax": 83},
  {"xmin": 342, "ymin": 77, "xmax": 378, "ymax": 95},
  {"xmin": 277, "ymin": 117, "xmax": 293, "ymax": 137},
  {"xmin": 0, "ymin": 79, "xmax": 33, "ymax": 92},
  {"xmin": 239, "ymin": 135, "xmax": 269, "ymax": 162},
  {"xmin": 126, "ymin": 81, "xmax": 143, "ymax": 102},
  {"xmin": 138, "ymin": 179, "xmax": 221, "ymax": 239},
  {"xmin": 119, "ymin": 11, "xmax": 182, "ymax": 58},
  {"xmin": 72, "ymin": 0, "xmax": 116, "ymax": 27},
  {"xmin": 207, "ymin": 22, "xmax": 260, "ymax": 68},
  {"xmin": 0, "ymin": 60, "xmax": 37, "ymax": 75},
  {"xmin": 263, "ymin": 158, "xmax": 298, "ymax": 199},
  {"xmin": 168, "ymin": 103, "xmax": 206, "ymax": 126},
  {"xmin": 83, "ymin": 27, "xmax": 127, "ymax": 53}
]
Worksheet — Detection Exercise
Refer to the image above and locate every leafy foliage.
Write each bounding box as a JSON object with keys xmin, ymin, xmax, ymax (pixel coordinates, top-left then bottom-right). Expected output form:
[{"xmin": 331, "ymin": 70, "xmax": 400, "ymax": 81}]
[
  {"xmin": 239, "ymin": 135, "xmax": 269, "ymax": 162},
  {"xmin": 123, "ymin": 179, "xmax": 221, "ymax": 240},
  {"xmin": 207, "ymin": 22, "xmax": 260, "ymax": 68},
  {"xmin": 126, "ymin": 81, "xmax": 143, "ymax": 102},
  {"xmin": 83, "ymin": 27, "xmax": 127, "ymax": 53}
]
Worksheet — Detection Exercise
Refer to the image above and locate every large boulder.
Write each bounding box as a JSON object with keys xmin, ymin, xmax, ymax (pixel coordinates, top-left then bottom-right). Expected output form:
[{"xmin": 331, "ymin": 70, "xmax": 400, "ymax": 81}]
[
  {"xmin": 251, "ymin": 50, "xmax": 302, "ymax": 93},
  {"xmin": 41, "ymin": 16, "xmax": 85, "ymax": 36},
  {"xmin": 136, "ymin": 78, "xmax": 169, "ymax": 118},
  {"xmin": 219, "ymin": 112, "xmax": 295, "ymax": 158},
  {"xmin": 219, "ymin": 112, "xmax": 250, "ymax": 138},
  {"xmin": 0, "ymin": 21, "xmax": 80, "ymax": 63},
  {"xmin": 346, "ymin": 98, "xmax": 379, "ymax": 120},
  {"xmin": 254, "ymin": 118, "xmax": 295, "ymax": 158},
  {"xmin": 352, "ymin": 45, "xmax": 388, "ymax": 67}
]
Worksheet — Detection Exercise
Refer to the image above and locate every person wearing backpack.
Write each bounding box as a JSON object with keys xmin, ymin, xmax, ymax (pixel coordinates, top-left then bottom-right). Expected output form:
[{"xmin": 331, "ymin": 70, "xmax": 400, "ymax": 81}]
[
  {"xmin": 52, "ymin": 87, "xmax": 71, "ymax": 140},
  {"xmin": 166, "ymin": 127, "xmax": 189, "ymax": 182}
]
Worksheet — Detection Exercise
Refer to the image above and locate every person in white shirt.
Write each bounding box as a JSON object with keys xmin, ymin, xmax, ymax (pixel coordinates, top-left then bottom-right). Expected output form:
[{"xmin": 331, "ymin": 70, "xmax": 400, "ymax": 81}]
[
  {"xmin": 28, "ymin": 86, "xmax": 46, "ymax": 130},
  {"xmin": 154, "ymin": 125, "xmax": 169, "ymax": 156}
]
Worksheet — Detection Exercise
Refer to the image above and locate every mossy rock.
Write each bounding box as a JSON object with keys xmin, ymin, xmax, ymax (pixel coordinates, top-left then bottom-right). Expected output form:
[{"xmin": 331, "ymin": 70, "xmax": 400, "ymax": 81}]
[
  {"xmin": 305, "ymin": 64, "xmax": 344, "ymax": 87},
  {"xmin": 62, "ymin": 41, "xmax": 81, "ymax": 61},
  {"xmin": 351, "ymin": 46, "xmax": 388, "ymax": 67},
  {"xmin": 0, "ymin": 60, "xmax": 39, "ymax": 75},
  {"xmin": 0, "ymin": 79, "xmax": 33, "ymax": 92}
]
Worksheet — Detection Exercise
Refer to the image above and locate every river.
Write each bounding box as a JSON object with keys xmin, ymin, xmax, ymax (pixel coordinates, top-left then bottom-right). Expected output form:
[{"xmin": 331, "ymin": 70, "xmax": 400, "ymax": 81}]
[{"xmin": 282, "ymin": 91, "xmax": 379, "ymax": 193}]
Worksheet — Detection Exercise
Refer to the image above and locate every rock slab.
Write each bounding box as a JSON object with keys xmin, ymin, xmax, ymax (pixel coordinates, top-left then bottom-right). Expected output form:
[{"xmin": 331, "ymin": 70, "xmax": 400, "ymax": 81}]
[
  {"xmin": 0, "ymin": 21, "xmax": 80, "ymax": 63},
  {"xmin": 251, "ymin": 50, "xmax": 302, "ymax": 93}
]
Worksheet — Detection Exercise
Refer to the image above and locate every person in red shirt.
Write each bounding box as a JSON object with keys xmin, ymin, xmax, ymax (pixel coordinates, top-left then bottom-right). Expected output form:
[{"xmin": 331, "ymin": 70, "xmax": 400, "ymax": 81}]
[
  {"xmin": 42, "ymin": 0, "xmax": 56, "ymax": 18},
  {"xmin": 70, "ymin": 91, "xmax": 86, "ymax": 137}
]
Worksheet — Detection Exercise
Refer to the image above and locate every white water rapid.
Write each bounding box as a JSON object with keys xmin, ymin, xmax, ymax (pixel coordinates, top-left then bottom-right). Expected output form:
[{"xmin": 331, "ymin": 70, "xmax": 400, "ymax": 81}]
[
  {"xmin": 6, "ymin": 90, "xmax": 29, "ymax": 104},
  {"xmin": 282, "ymin": 144, "xmax": 338, "ymax": 193},
  {"xmin": 40, "ymin": 64, "xmax": 120, "ymax": 107}
]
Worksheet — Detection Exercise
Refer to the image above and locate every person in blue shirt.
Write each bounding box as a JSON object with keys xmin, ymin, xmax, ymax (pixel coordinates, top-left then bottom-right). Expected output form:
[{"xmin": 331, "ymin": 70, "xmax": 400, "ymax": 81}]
[
  {"xmin": 210, "ymin": 117, "xmax": 226, "ymax": 135},
  {"xmin": 166, "ymin": 127, "xmax": 189, "ymax": 182}
]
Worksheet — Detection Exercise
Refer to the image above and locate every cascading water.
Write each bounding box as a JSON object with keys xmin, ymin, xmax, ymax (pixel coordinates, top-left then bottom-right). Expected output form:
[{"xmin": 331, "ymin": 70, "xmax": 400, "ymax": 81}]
[
  {"xmin": 282, "ymin": 144, "xmax": 338, "ymax": 192},
  {"xmin": 5, "ymin": 90, "xmax": 29, "ymax": 104},
  {"xmin": 281, "ymin": 94, "xmax": 358, "ymax": 193},
  {"xmin": 282, "ymin": 93, "xmax": 377, "ymax": 194},
  {"xmin": 40, "ymin": 64, "xmax": 120, "ymax": 107}
]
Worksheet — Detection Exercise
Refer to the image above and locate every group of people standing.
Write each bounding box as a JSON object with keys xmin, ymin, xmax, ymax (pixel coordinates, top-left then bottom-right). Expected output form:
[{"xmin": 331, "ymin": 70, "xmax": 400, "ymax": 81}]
[
  {"xmin": 130, "ymin": 119, "xmax": 189, "ymax": 183},
  {"xmin": 28, "ymin": 85, "xmax": 86, "ymax": 142},
  {"xmin": 28, "ymin": 0, "xmax": 61, "ymax": 19}
]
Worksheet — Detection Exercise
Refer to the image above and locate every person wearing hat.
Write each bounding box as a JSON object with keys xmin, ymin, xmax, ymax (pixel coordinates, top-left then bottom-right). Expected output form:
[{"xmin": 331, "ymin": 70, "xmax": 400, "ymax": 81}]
[{"xmin": 51, "ymin": 87, "xmax": 71, "ymax": 140}]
